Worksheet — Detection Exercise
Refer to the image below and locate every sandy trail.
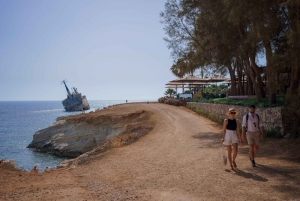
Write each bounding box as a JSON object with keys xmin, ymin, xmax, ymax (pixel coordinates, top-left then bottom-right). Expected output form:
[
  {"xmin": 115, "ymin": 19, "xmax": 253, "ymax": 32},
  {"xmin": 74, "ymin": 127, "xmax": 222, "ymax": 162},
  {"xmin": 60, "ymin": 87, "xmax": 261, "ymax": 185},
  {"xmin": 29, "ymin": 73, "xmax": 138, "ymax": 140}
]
[{"xmin": 1, "ymin": 103, "xmax": 300, "ymax": 201}]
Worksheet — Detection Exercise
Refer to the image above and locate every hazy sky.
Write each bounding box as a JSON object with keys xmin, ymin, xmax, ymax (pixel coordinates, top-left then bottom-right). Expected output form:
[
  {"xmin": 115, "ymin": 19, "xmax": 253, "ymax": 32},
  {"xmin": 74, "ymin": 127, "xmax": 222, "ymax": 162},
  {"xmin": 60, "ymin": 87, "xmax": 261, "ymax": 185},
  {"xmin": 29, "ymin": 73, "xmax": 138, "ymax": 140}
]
[{"xmin": 0, "ymin": 0, "xmax": 177, "ymax": 101}]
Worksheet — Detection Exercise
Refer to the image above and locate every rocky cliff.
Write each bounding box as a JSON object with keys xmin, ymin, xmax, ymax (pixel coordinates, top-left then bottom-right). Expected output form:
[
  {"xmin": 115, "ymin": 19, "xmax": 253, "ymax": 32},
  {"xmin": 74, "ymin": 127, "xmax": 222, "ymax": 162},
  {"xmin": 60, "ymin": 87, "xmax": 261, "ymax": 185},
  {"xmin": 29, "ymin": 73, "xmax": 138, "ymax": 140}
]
[{"xmin": 27, "ymin": 107, "xmax": 153, "ymax": 157}]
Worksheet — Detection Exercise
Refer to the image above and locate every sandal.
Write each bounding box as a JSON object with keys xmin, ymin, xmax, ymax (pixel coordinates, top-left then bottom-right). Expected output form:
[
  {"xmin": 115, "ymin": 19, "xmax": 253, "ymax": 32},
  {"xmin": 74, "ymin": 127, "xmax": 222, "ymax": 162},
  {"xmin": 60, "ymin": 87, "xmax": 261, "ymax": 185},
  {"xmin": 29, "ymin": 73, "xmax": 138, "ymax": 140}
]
[
  {"xmin": 230, "ymin": 164, "xmax": 234, "ymax": 170},
  {"xmin": 233, "ymin": 161, "xmax": 237, "ymax": 168}
]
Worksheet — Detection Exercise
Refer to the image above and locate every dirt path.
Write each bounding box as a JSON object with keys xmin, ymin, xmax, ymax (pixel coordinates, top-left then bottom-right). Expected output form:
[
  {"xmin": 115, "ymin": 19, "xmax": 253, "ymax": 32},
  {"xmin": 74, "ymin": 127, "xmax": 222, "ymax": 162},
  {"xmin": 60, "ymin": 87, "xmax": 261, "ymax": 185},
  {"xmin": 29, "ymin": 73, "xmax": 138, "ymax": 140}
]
[{"xmin": 1, "ymin": 103, "xmax": 300, "ymax": 200}]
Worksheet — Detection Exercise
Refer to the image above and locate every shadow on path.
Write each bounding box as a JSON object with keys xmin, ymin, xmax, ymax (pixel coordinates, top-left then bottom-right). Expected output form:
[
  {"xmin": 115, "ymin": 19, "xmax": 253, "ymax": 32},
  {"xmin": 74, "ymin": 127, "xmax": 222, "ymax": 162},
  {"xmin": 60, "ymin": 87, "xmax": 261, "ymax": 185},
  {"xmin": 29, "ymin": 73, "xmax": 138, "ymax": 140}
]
[
  {"xmin": 233, "ymin": 169, "xmax": 268, "ymax": 182},
  {"xmin": 192, "ymin": 132, "xmax": 220, "ymax": 148},
  {"xmin": 255, "ymin": 164, "xmax": 298, "ymax": 181},
  {"xmin": 256, "ymin": 164, "xmax": 300, "ymax": 199}
]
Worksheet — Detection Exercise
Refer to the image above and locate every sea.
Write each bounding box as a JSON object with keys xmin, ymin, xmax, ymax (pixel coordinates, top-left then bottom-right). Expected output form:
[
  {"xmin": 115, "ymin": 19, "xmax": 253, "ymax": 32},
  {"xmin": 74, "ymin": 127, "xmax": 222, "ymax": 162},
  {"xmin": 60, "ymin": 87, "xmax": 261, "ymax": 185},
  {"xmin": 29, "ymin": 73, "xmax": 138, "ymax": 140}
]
[{"xmin": 0, "ymin": 100, "xmax": 150, "ymax": 172}]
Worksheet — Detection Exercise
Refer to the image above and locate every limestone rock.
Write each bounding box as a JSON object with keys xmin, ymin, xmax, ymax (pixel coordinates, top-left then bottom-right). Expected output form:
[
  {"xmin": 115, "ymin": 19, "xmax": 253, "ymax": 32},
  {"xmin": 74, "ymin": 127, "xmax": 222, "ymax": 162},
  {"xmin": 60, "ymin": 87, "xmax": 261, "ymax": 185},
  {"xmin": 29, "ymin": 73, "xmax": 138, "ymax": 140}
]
[{"xmin": 27, "ymin": 110, "xmax": 150, "ymax": 157}]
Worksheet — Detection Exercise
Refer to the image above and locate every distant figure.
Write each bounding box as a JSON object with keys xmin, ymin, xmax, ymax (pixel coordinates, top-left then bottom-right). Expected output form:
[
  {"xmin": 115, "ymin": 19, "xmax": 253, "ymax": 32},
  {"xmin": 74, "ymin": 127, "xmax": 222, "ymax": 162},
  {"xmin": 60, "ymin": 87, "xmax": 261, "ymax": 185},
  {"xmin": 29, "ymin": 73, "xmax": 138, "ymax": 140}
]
[
  {"xmin": 126, "ymin": 100, "xmax": 128, "ymax": 103},
  {"xmin": 31, "ymin": 164, "xmax": 39, "ymax": 174},
  {"xmin": 44, "ymin": 166, "xmax": 50, "ymax": 173},
  {"xmin": 82, "ymin": 105, "xmax": 85, "ymax": 114}
]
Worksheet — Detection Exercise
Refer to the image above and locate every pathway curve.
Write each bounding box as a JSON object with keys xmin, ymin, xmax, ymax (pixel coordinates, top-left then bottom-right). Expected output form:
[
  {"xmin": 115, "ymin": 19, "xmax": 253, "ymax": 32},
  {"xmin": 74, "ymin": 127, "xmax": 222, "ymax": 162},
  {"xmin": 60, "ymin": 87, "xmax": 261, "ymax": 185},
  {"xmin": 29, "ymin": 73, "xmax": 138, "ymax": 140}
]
[{"xmin": 1, "ymin": 103, "xmax": 299, "ymax": 200}]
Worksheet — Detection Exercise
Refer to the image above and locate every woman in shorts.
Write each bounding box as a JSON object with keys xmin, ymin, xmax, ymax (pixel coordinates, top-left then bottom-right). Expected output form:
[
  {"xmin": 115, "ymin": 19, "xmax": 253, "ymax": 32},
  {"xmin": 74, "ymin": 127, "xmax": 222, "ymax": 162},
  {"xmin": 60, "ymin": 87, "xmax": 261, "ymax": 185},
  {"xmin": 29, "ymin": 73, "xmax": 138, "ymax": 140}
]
[{"xmin": 222, "ymin": 108, "xmax": 242, "ymax": 170}]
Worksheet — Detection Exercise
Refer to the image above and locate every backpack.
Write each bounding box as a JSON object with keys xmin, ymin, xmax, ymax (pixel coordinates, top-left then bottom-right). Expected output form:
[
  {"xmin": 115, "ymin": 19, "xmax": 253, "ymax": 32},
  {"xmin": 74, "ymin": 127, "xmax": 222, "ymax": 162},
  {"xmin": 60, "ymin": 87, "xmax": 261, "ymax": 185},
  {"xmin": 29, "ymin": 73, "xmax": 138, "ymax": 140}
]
[{"xmin": 246, "ymin": 113, "xmax": 260, "ymax": 131}]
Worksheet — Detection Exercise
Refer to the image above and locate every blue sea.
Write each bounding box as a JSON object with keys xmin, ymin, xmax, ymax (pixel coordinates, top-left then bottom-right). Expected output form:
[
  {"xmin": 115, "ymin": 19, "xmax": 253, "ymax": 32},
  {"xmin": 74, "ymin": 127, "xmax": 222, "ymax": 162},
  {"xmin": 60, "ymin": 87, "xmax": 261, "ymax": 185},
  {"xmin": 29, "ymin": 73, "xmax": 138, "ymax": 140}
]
[{"xmin": 0, "ymin": 100, "xmax": 146, "ymax": 172}]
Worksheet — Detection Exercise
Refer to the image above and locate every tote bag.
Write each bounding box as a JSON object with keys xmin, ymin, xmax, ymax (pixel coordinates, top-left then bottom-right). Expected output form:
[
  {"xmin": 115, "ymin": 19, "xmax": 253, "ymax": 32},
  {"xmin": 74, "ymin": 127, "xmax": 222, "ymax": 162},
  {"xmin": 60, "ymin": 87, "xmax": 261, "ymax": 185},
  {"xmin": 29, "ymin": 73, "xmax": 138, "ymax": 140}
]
[{"xmin": 221, "ymin": 144, "xmax": 227, "ymax": 166}]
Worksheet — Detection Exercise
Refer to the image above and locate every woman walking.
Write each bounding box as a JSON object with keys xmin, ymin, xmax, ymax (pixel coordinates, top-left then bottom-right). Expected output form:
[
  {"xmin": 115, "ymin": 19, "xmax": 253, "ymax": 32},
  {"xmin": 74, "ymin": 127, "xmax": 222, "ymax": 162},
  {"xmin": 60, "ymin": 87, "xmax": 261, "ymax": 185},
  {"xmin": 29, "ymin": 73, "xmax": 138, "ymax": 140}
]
[{"xmin": 222, "ymin": 108, "xmax": 242, "ymax": 170}]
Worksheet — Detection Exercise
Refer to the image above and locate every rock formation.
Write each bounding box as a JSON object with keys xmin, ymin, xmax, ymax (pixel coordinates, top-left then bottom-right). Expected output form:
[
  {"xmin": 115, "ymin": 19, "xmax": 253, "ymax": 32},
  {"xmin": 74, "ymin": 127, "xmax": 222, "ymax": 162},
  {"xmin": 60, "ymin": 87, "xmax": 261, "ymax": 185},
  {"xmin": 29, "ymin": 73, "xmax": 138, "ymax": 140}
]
[{"xmin": 27, "ymin": 109, "xmax": 153, "ymax": 157}]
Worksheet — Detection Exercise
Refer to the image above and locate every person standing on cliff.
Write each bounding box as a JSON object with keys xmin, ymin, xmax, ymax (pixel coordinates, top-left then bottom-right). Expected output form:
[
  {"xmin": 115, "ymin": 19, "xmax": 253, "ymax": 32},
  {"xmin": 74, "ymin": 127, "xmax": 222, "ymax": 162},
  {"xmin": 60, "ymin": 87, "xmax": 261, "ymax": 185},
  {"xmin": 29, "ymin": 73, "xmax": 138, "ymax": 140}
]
[
  {"xmin": 31, "ymin": 164, "xmax": 39, "ymax": 174},
  {"xmin": 222, "ymin": 108, "xmax": 241, "ymax": 170},
  {"xmin": 82, "ymin": 105, "xmax": 85, "ymax": 114},
  {"xmin": 242, "ymin": 105, "xmax": 264, "ymax": 167}
]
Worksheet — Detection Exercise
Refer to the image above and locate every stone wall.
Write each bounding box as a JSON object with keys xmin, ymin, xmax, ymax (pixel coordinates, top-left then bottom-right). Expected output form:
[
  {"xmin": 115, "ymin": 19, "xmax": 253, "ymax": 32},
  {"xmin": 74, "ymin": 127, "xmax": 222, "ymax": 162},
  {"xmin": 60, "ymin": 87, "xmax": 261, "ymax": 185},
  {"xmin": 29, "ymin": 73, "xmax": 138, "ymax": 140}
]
[{"xmin": 188, "ymin": 102, "xmax": 291, "ymax": 135}]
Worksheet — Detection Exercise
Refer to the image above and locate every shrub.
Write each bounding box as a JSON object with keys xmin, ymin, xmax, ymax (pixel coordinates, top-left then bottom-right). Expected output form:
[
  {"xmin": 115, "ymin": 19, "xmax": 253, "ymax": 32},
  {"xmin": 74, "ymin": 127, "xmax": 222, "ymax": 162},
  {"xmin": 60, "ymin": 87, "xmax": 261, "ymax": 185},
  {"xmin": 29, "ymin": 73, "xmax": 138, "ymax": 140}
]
[
  {"xmin": 265, "ymin": 126, "xmax": 283, "ymax": 138},
  {"xmin": 165, "ymin": 98, "xmax": 181, "ymax": 106},
  {"xmin": 158, "ymin": 97, "xmax": 165, "ymax": 103},
  {"xmin": 208, "ymin": 93, "xmax": 216, "ymax": 99},
  {"xmin": 193, "ymin": 92, "xmax": 202, "ymax": 99},
  {"xmin": 187, "ymin": 104, "xmax": 223, "ymax": 124},
  {"xmin": 220, "ymin": 94, "xmax": 226, "ymax": 98},
  {"xmin": 189, "ymin": 95, "xmax": 286, "ymax": 107}
]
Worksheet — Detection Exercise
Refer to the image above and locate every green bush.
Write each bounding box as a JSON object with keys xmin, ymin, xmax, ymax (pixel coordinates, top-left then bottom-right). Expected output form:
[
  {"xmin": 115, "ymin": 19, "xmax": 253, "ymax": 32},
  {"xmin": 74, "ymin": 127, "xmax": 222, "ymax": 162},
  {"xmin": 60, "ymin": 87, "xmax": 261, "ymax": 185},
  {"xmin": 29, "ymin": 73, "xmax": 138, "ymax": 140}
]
[
  {"xmin": 187, "ymin": 105, "xmax": 223, "ymax": 124},
  {"xmin": 158, "ymin": 97, "xmax": 165, "ymax": 103},
  {"xmin": 191, "ymin": 95, "xmax": 286, "ymax": 108},
  {"xmin": 165, "ymin": 98, "xmax": 181, "ymax": 106},
  {"xmin": 158, "ymin": 97, "xmax": 181, "ymax": 106}
]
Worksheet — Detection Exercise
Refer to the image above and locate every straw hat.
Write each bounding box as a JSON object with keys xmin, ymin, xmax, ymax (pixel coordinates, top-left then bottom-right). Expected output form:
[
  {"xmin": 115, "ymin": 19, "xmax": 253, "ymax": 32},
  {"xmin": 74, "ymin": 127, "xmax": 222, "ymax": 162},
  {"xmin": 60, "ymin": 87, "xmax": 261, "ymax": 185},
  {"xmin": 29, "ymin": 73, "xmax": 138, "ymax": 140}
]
[{"xmin": 226, "ymin": 108, "xmax": 239, "ymax": 116}]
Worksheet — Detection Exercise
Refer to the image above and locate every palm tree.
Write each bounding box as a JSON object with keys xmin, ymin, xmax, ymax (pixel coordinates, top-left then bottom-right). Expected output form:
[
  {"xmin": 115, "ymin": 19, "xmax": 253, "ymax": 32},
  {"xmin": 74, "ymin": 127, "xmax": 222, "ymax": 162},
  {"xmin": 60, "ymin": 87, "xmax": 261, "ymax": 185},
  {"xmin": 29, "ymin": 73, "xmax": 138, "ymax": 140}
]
[{"xmin": 164, "ymin": 89, "xmax": 176, "ymax": 97}]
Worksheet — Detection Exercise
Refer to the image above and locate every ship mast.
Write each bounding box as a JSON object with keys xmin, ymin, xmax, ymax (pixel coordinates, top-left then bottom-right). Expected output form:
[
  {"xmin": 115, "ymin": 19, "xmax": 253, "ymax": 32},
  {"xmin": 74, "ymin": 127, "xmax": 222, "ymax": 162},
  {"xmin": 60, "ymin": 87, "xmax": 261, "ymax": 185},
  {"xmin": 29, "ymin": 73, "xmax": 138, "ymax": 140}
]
[{"xmin": 62, "ymin": 80, "xmax": 71, "ymax": 96}]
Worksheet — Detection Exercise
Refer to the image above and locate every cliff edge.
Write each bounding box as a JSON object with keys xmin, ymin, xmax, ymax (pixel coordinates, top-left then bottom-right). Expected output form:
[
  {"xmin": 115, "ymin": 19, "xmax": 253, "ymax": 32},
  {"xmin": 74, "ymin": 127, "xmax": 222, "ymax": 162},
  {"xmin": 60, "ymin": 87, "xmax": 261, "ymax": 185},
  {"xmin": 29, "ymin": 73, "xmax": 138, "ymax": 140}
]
[{"xmin": 27, "ymin": 105, "xmax": 154, "ymax": 157}]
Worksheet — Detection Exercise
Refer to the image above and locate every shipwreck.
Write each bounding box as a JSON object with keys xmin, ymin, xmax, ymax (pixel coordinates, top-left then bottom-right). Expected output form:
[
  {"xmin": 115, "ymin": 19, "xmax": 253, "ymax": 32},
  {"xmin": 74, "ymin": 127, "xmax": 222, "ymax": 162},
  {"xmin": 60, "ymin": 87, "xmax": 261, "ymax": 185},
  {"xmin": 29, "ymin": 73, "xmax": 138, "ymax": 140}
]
[{"xmin": 62, "ymin": 80, "xmax": 90, "ymax": 112}]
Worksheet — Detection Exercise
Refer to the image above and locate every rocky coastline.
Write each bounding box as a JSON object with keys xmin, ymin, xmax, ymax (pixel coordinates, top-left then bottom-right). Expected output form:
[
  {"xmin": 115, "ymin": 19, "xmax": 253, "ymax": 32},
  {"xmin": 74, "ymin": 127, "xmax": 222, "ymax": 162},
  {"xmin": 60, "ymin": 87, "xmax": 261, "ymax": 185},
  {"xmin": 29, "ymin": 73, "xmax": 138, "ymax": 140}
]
[{"xmin": 27, "ymin": 107, "xmax": 154, "ymax": 158}]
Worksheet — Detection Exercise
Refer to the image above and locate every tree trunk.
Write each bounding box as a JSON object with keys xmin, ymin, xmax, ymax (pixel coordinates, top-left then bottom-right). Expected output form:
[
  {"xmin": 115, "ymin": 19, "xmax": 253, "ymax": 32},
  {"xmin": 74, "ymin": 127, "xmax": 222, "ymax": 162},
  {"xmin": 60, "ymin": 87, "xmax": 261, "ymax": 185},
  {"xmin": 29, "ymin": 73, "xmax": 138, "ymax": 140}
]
[
  {"xmin": 236, "ymin": 60, "xmax": 244, "ymax": 95},
  {"xmin": 246, "ymin": 72, "xmax": 253, "ymax": 95},
  {"xmin": 244, "ymin": 58, "xmax": 262, "ymax": 101},
  {"xmin": 286, "ymin": 49, "xmax": 300, "ymax": 102},
  {"xmin": 263, "ymin": 39, "xmax": 276, "ymax": 104},
  {"xmin": 284, "ymin": 3, "xmax": 300, "ymax": 104},
  {"xmin": 227, "ymin": 63, "xmax": 236, "ymax": 96},
  {"xmin": 249, "ymin": 53, "xmax": 266, "ymax": 98},
  {"xmin": 237, "ymin": 26, "xmax": 264, "ymax": 100}
]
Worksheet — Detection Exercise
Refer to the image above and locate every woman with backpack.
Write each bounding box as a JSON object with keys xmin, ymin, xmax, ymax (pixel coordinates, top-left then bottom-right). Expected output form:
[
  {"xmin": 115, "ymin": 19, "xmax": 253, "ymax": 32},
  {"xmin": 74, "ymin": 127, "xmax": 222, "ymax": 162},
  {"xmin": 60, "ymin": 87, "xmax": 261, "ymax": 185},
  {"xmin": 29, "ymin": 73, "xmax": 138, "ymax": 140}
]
[{"xmin": 222, "ymin": 108, "xmax": 242, "ymax": 170}]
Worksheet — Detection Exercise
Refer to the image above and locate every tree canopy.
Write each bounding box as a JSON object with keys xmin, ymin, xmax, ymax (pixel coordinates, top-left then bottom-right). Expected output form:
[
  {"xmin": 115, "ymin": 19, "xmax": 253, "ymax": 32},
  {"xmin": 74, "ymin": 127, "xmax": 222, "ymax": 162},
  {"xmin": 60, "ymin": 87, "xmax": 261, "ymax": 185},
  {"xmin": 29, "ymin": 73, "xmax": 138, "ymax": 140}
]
[{"xmin": 161, "ymin": 0, "xmax": 300, "ymax": 105}]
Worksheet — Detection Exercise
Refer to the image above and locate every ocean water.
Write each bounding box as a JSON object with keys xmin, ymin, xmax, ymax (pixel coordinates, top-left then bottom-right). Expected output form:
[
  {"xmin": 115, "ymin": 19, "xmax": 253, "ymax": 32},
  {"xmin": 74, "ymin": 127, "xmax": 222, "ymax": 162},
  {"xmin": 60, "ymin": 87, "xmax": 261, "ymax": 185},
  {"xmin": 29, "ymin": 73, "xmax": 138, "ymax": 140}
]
[{"xmin": 0, "ymin": 100, "xmax": 142, "ymax": 172}]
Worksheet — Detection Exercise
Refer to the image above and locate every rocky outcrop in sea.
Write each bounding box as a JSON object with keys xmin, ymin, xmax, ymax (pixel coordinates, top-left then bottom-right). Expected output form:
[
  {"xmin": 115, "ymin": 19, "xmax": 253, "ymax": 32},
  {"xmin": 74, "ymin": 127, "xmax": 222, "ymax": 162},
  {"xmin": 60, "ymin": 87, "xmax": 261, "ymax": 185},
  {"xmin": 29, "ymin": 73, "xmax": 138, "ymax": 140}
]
[{"xmin": 27, "ymin": 109, "xmax": 153, "ymax": 157}]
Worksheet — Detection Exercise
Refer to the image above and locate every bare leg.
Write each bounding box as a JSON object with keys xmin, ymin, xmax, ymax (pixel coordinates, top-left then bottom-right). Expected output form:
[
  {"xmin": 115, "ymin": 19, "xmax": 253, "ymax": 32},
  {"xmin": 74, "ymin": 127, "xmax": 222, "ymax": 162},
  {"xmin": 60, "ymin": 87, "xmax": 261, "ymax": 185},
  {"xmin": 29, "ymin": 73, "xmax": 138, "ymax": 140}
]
[
  {"xmin": 249, "ymin": 144, "xmax": 255, "ymax": 160},
  {"xmin": 232, "ymin": 143, "xmax": 238, "ymax": 168},
  {"xmin": 227, "ymin": 145, "xmax": 233, "ymax": 170},
  {"xmin": 249, "ymin": 144, "xmax": 257, "ymax": 167},
  {"xmin": 253, "ymin": 145, "xmax": 259, "ymax": 156}
]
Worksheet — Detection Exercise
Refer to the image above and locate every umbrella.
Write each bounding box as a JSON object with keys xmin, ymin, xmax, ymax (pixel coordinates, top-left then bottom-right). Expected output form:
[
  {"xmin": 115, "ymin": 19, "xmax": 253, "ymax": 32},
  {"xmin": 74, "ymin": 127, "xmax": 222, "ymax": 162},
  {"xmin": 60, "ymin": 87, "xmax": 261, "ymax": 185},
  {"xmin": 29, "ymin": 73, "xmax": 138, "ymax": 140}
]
[
  {"xmin": 165, "ymin": 82, "xmax": 185, "ymax": 85},
  {"xmin": 165, "ymin": 85, "xmax": 186, "ymax": 88},
  {"xmin": 170, "ymin": 75, "xmax": 208, "ymax": 83},
  {"xmin": 165, "ymin": 82, "xmax": 186, "ymax": 93},
  {"xmin": 205, "ymin": 76, "xmax": 228, "ymax": 83},
  {"xmin": 187, "ymin": 82, "xmax": 211, "ymax": 86}
]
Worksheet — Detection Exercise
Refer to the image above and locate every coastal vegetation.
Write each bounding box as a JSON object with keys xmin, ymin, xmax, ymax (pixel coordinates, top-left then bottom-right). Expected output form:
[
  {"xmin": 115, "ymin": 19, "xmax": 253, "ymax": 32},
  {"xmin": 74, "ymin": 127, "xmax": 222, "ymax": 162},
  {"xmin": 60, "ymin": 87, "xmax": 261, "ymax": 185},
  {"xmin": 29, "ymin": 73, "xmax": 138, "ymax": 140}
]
[
  {"xmin": 164, "ymin": 88, "xmax": 177, "ymax": 97},
  {"xmin": 191, "ymin": 95, "xmax": 286, "ymax": 108},
  {"xmin": 158, "ymin": 97, "xmax": 182, "ymax": 106},
  {"xmin": 160, "ymin": 0, "xmax": 300, "ymax": 135},
  {"xmin": 186, "ymin": 104, "xmax": 223, "ymax": 124}
]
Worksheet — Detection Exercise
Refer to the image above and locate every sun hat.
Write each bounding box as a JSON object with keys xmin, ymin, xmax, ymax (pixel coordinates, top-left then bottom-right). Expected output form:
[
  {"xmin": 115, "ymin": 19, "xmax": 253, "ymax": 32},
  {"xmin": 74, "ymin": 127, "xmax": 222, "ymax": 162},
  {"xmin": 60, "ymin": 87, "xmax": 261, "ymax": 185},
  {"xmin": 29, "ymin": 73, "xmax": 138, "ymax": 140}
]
[{"xmin": 226, "ymin": 108, "xmax": 239, "ymax": 116}]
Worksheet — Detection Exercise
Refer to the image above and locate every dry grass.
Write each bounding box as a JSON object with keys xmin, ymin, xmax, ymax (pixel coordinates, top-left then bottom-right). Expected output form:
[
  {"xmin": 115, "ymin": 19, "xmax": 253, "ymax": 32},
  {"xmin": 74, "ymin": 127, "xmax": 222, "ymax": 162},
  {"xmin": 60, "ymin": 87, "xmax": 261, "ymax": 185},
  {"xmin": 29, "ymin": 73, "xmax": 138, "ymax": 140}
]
[
  {"xmin": 109, "ymin": 123, "xmax": 154, "ymax": 147},
  {"xmin": 64, "ymin": 109, "xmax": 148, "ymax": 124},
  {"xmin": 58, "ymin": 109, "xmax": 155, "ymax": 168}
]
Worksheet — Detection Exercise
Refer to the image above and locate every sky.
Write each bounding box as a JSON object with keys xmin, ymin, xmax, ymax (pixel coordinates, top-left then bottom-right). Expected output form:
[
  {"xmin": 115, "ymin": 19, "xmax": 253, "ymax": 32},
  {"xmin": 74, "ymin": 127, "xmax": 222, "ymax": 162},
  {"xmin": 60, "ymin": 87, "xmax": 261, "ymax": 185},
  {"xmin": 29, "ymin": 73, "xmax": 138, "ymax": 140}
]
[{"xmin": 0, "ymin": 0, "xmax": 177, "ymax": 101}]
